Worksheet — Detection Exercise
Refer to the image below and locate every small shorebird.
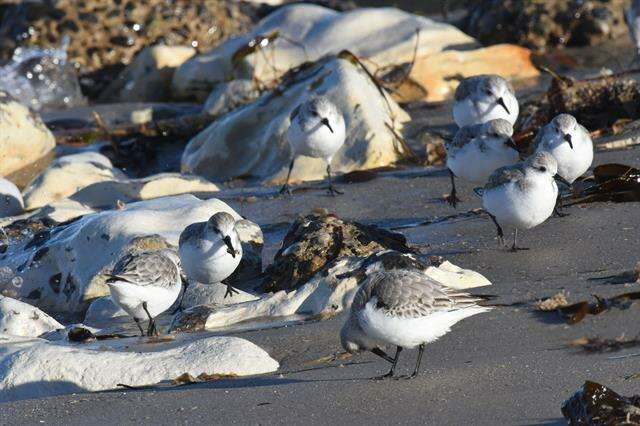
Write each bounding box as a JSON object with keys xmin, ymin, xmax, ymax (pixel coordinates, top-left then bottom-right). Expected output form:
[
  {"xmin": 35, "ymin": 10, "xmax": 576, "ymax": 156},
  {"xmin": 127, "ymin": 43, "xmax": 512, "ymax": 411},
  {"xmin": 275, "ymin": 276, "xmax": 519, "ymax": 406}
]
[
  {"xmin": 453, "ymin": 74, "xmax": 519, "ymax": 128},
  {"xmin": 106, "ymin": 249, "xmax": 183, "ymax": 336},
  {"xmin": 482, "ymin": 151, "xmax": 570, "ymax": 251},
  {"xmin": 445, "ymin": 118, "xmax": 520, "ymax": 207},
  {"xmin": 280, "ymin": 96, "xmax": 346, "ymax": 196},
  {"xmin": 178, "ymin": 212, "xmax": 242, "ymax": 298},
  {"xmin": 341, "ymin": 270, "xmax": 491, "ymax": 380},
  {"xmin": 533, "ymin": 114, "xmax": 592, "ymax": 216}
]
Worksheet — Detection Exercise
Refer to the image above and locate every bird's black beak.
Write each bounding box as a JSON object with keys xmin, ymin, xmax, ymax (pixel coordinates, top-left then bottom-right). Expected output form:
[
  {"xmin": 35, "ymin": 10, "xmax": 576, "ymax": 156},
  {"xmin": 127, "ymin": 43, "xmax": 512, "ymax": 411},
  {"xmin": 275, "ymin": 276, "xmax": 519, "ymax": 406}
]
[
  {"xmin": 223, "ymin": 235, "xmax": 237, "ymax": 258},
  {"xmin": 321, "ymin": 117, "xmax": 334, "ymax": 133},
  {"xmin": 505, "ymin": 138, "xmax": 518, "ymax": 151},
  {"xmin": 554, "ymin": 174, "xmax": 572, "ymax": 188},
  {"xmin": 496, "ymin": 97, "xmax": 510, "ymax": 115},
  {"xmin": 563, "ymin": 133, "xmax": 573, "ymax": 149}
]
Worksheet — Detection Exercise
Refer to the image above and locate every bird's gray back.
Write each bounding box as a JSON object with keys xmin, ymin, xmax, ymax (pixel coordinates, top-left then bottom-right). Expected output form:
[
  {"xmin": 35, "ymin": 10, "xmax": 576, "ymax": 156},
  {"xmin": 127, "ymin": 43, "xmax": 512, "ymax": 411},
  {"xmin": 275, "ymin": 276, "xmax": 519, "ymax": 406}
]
[
  {"xmin": 179, "ymin": 222, "xmax": 206, "ymax": 247},
  {"xmin": 485, "ymin": 163, "xmax": 526, "ymax": 191},
  {"xmin": 352, "ymin": 270, "xmax": 483, "ymax": 318},
  {"xmin": 448, "ymin": 123, "xmax": 484, "ymax": 150},
  {"xmin": 109, "ymin": 251, "xmax": 180, "ymax": 288}
]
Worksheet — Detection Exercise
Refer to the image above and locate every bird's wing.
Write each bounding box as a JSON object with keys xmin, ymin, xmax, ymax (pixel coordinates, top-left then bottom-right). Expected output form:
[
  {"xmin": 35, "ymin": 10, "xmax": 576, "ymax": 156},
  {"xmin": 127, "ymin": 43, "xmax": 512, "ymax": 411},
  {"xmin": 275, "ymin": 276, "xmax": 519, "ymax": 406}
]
[
  {"xmin": 108, "ymin": 252, "xmax": 177, "ymax": 288},
  {"xmin": 353, "ymin": 270, "xmax": 482, "ymax": 318},
  {"xmin": 484, "ymin": 163, "xmax": 525, "ymax": 191},
  {"xmin": 179, "ymin": 222, "xmax": 204, "ymax": 247},
  {"xmin": 454, "ymin": 77, "xmax": 476, "ymax": 101},
  {"xmin": 448, "ymin": 124, "xmax": 482, "ymax": 150}
]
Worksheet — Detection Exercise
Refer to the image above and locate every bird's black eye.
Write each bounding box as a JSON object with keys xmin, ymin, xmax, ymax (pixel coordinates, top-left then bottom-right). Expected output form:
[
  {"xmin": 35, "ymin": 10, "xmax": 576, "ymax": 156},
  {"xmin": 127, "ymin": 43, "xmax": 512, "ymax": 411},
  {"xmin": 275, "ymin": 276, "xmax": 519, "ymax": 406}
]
[
  {"xmin": 310, "ymin": 110, "xmax": 318, "ymax": 116},
  {"xmin": 485, "ymin": 90, "xmax": 492, "ymax": 96},
  {"xmin": 539, "ymin": 166, "xmax": 547, "ymax": 172}
]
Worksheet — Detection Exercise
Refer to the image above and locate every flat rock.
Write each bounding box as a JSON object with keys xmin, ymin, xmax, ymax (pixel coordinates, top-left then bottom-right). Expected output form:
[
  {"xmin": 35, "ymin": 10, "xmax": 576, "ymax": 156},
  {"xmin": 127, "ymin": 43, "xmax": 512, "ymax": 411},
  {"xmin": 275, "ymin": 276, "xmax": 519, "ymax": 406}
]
[
  {"xmin": 0, "ymin": 296, "xmax": 62, "ymax": 337},
  {"xmin": 22, "ymin": 152, "xmax": 126, "ymax": 210},
  {"xmin": 181, "ymin": 55, "xmax": 410, "ymax": 184},
  {"xmin": 0, "ymin": 178, "xmax": 24, "ymax": 217},
  {"xmin": 100, "ymin": 45, "xmax": 196, "ymax": 103},
  {"xmin": 171, "ymin": 250, "xmax": 491, "ymax": 332},
  {"xmin": 0, "ymin": 91, "xmax": 55, "ymax": 187},
  {"xmin": 172, "ymin": 4, "xmax": 475, "ymax": 99},
  {"xmin": 0, "ymin": 195, "xmax": 262, "ymax": 314},
  {"xmin": 0, "ymin": 334, "xmax": 279, "ymax": 402},
  {"xmin": 203, "ymin": 79, "xmax": 260, "ymax": 116}
]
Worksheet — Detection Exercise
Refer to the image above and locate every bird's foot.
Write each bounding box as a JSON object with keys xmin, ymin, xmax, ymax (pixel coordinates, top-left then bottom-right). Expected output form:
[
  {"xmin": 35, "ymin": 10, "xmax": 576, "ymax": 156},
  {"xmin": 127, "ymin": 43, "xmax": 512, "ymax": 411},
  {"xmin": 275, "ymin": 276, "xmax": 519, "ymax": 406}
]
[
  {"xmin": 393, "ymin": 373, "xmax": 419, "ymax": 380},
  {"xmin": 371, "ymin": 371, "xmax": 395, "ymax": 381},
  {"xmin": 326, "ymin": 185, "xmax": 343, "ymax": 196},
  {"xmin": 224, "ymin": 284, "xmax": 240, "ymax": 299},
  {"xmin": 444, "ymin": 193, "xmax": 461, "ymax": 208},
  {"xmin": 553, "ymin": 208, "xmax": 570, "ymax": 218},
  {"xmin": 147, "ymin": 322, "xmax": 159, "ymax": 337},
  {"xmin": 509, "ymin": 245, "xmax": 530, "ymax": 252}
]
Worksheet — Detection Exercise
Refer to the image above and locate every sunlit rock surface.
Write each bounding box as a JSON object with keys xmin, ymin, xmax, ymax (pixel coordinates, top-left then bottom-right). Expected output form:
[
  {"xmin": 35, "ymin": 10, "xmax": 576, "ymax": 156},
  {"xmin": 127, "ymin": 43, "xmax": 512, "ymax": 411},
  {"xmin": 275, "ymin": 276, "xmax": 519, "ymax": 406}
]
[
  {"xmin": 0, "ymin": 195, "xmax": 262, "ymax": 314},
  {"xmin": 0, "ymin": 296, "xmax": 63, "ymax": 337},
  {"xmin": 172, "ymin": 4, "xmax": 475, "ymax": 99},
  {"xmin": 181, "ymin": 55, "xmax": 410, "ymax": 184},
  {"xmin": 0, "ymin": 334, "xmax": 279, "ymax": 402},
  {"xmin": 0, "ymin": 91, "xmax": 56, "ymax": 186},
  {"xmin": 22, "ymin": 152, "xmax": 126, "ymax": 211}
]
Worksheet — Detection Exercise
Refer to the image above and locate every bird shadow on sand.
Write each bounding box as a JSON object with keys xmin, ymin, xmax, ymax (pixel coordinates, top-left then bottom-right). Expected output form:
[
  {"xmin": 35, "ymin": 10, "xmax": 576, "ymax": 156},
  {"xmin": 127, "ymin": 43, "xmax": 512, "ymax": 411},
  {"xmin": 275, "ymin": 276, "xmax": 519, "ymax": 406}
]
[{"xmin": 519, "ymin": 418, "xmax": 566, "ymax": 426}]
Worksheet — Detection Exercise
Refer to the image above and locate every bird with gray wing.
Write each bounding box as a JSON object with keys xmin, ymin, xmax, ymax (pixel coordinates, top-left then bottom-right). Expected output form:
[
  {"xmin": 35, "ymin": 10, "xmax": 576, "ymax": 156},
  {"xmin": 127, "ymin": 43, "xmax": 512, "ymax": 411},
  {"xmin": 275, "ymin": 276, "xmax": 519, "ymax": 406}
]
[{"xmin": 341, "ymin": 270, "xmax": 491, "ymax": 380}]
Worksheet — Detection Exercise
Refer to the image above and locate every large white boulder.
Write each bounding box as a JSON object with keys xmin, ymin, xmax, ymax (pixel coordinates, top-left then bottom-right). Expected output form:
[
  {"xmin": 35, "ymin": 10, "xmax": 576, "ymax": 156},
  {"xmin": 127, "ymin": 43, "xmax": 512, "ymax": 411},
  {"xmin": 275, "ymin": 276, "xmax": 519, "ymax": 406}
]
[
  {"xmin": 0, "ymin": 91, "xmax": 56, "ymax": 186},
  {"xmin": 0, "ymin": 178, "xmax": 24, "ymax": 217},
  {"xmin": 0, "ymin": 296, "xmax": 62, "ymax": 337},
  {"xmin": 0, "ymin": 195, "xmax": 262, "ymax": 313},
  {"xmin": 181, "ymin": 55, "xmax": 410, "ymax": 184},
  {"xmin": 172, "ymin": 4, "xmax": 475, "ymax": 99},
  {"xmin": 22, "ymin": 152, "xmax": 126, "ymax": 210},
  {"xmin": 0, "ymin": 334, "xmax": 279, "ymax": 402}
]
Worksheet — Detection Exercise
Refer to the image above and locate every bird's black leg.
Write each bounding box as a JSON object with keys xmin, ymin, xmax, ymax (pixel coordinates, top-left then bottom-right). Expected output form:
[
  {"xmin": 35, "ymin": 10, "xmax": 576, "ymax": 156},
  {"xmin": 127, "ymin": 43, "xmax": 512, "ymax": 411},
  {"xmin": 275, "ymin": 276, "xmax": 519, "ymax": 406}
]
[
  {"xmin": 370, "ymin": 347, "xmax": 395, "ymax": 363},
  {"xmin": 372, "ymin": 346, "xmax": 402, "ymax": 380},
  {"xmin": 553, "ymin": 193, "xmax": 570, "ymax": 218},
  {"xmin": 445, "ymin": 169, "xmax": 461, "ymax": 208},
  {"xmin": 142, "ymin": 301, "xmax": 158, "ymax": 337},
  {"xmin": 171, "ymin": 275, "xmax": 190, "ymax": 315},
  {"xmin": 133, "ymin": 317, "xmax": 145, "ymax": 337},
  {"xmin": 486, "ymin": 211, "xmax": 505, "ymax": 247},
  {"xmin": 509, "ymin": 228, "xmax": 530, "ymax": 252},
  {"xmin": 222, "ymin": 279, "xmax": 240, "ymax": 299},
  {"xmin": 396, "ymin": 344, "xmax": 425, "ymax": 380},
  {"xmin": 279, "ymin": 158, "xmax": 295, "ymax": 195},
  {"xmin": 326, "ymin": 163, "xmax": 343, "ymax": 196}
]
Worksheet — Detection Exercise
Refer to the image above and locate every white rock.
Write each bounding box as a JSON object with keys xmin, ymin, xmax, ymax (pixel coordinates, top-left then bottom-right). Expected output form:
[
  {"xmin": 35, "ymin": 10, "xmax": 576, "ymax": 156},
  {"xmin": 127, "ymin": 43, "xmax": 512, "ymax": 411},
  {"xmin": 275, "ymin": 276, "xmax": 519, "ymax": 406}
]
[
  {"xmin": 22, "ymin": 152, "xmax": 125, "ymax": 210},
  {"xmin": 0, "ymin": 178, "xmax": 24, "ymax": 217},
  {"xmin": 0, "ymin": 195, "xmax": 262, "ymax": 313},
  {"xmin": 181, "ymin": 282, "xmax": 260, "ymax": 308},
  {"xmin": 172, "ymin": 252, "xmax": 491, "ymax": 331},
  {"xmin": 101, "ymin": 44, "xmax": 196, "ymax": 102},
  {"xmin": 0, "ymin": 296, "xmax": 62, "ymax": 337},
  {"xmin": 181, "ymin": 55, "xmax": 410, "ymax": 184},
  {"xmin": 173, "ymin": 4, "xmax": 475, "ymax": 99},
  {"xmin": 0, "ymin": 91, "xmax": 56, "ymax": 185},
  {"xmin": 0, "ymin": 334, "xmax": 279, "ymax": 402}
]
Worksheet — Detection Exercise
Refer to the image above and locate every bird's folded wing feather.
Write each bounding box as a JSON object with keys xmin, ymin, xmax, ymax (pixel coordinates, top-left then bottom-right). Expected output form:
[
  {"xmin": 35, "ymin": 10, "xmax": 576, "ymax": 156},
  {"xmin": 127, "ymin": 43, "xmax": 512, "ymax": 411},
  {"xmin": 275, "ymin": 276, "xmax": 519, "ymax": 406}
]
[
  {"xmin": 108, "ymin": 252, "xmax": 175, "ymax": 287},
  {"xmin": 484, "ymin": 164, "xmax": 525, "ymax": 191}
]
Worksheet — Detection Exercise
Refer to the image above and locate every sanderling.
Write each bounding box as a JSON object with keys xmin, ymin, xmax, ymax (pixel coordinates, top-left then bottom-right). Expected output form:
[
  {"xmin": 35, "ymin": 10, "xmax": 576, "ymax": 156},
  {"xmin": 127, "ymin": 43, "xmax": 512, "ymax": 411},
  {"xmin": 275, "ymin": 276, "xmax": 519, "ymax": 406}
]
[
  {"xmin": 178, "ymin": 212, "xmax": 242, "ymax": 298},
  {"xmin": 626, "ymin": 0, "xmax": 640, "ymax": 61},
  {"xmin": 482, "ymin": 151, "xmax": 570, "ymax": 251},
  {"xmin": 341, "ymin": 270, "xmax": 491, "ymax": 380},
  {"xmin": 280, "ymin": 96, "xmax": 346, "ymax": 196},
  {"xmin": 445, "ymin": 118, "xmax": 520, "ymax": 207},
  {"xmin": 453, "ymin": 74, "xmax": 519, "ymax": 127},
  {"xmin": 106, "ymin": 249, "xmax": 183, "ymax": 336}
]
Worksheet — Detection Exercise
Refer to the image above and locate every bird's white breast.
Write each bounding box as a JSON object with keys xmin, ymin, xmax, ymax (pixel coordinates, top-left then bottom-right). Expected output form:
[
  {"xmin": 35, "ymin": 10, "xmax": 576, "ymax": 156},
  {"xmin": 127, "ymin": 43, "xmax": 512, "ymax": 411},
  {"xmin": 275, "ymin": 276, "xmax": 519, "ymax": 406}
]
[
  {"xmin": 453, "ymin": 95, "xmax": 518, "ymax": 127},
  {"xmin": 287, "ymin": 117, "xmax": 346, "ymax": 162},
  {"xmin": 179, "ymin": 237, "xmax": 242, "ymax": 284},
  {"xmin": 108, "ymin": 280, "xmax": 181, "ymax": 319},
  {"xmin": 535, "ymin": 135, "xmax": 593, "ymax": 183},
  {"xmin": 447, "ymin": 139, "xmax": 520, "ymax": 184}
]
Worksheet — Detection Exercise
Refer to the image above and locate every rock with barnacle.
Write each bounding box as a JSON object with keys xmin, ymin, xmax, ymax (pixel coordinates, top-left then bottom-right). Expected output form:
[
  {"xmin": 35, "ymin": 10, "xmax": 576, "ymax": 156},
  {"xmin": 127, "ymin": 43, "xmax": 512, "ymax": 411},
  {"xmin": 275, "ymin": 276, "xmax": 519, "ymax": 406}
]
[{"xmin": 0, "ymin": 195, "xmax": 262, "ymax": 314}]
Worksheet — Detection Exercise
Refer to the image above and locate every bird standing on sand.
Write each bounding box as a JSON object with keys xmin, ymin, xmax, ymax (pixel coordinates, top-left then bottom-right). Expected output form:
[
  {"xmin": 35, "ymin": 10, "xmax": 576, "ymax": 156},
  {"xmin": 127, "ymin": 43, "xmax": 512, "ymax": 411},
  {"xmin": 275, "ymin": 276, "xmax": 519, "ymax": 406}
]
[
  {"xmin": 445, "ymin": 118, "xmax": 520, "ymax": 208},
  {"xmin": 280, "ymin": 96, "xmax": 346, "ymax": 196},
  {"xmin": 178, "ymin": 212, "xmax": 243, "ymax": 298},
  {"xmin": 482, "ymin": 151, "xmax": 570, "ymax": 251},
  {"xmin": 453, "ymin": 74, "xmax": 519, "ymax": 128},
  {"xmin": 106, "ymin": 249, "xmax": 183, "ymax": 336},
  {"xmin": 341, "ymin": 270, "xmax": 491, "ymax": 380}
]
